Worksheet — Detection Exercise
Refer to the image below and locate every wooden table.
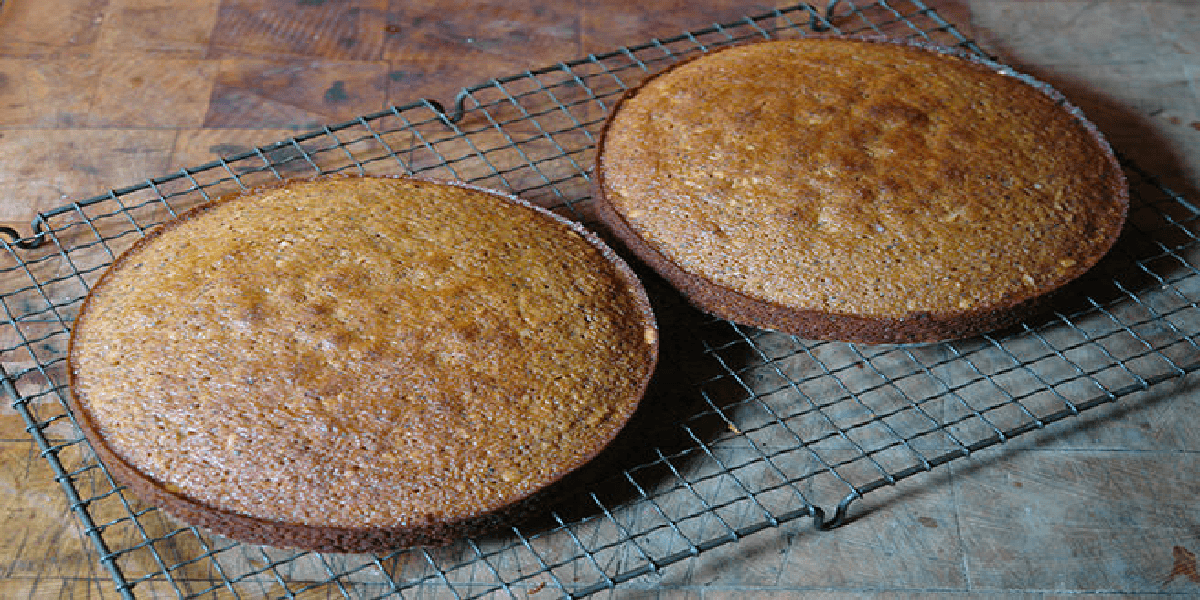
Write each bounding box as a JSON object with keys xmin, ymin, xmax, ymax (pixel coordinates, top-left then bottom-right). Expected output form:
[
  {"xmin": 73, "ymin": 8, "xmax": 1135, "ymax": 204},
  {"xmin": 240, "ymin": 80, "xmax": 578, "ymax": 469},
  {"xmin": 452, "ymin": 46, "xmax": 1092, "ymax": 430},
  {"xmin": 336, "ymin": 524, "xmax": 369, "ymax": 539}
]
[{"xmin": 1, "ymin": 1, "xmax": 1198, "ymax": 598}]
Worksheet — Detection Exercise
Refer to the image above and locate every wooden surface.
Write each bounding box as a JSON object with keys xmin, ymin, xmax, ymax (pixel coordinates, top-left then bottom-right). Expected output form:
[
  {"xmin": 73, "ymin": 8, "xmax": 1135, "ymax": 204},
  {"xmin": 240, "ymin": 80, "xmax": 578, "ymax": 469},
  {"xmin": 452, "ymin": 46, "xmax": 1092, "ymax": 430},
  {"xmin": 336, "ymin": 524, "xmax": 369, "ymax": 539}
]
[{"xmin": 1, "ymin": 0, "xmax": 1199, "ymax": 598}]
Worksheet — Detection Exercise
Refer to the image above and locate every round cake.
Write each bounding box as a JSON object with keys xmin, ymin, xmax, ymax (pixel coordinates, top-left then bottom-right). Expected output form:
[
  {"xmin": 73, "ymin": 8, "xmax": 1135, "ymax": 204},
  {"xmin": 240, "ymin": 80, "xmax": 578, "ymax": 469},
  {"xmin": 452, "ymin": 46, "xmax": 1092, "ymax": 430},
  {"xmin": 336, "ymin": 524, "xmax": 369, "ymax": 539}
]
[
  {"xmin": 68, "ymin": 176, "xmax": 659, "ymax": 552},
  {"xmin": 594, "ymin": 37, "xmax": 1128, "ymax": 344}
]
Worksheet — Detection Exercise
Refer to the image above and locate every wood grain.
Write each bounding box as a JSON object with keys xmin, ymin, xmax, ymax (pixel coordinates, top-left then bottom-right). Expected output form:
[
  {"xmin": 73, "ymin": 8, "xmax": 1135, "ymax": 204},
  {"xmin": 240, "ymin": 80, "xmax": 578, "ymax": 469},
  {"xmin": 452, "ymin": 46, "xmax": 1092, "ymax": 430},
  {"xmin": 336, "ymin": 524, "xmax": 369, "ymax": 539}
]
[{"xmin": 0, "ymin": 1, "xmax": 1197, "ymax": 598}]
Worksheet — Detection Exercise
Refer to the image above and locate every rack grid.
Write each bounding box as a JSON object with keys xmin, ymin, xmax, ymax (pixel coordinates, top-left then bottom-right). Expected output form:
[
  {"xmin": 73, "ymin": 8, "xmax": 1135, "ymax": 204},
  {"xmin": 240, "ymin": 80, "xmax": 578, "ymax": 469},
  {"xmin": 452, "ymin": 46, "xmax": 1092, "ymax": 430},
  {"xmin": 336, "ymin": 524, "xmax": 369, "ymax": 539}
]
[{"xmin": 2, "ymin": 1, "xmax": 1197, "ymax": 598}]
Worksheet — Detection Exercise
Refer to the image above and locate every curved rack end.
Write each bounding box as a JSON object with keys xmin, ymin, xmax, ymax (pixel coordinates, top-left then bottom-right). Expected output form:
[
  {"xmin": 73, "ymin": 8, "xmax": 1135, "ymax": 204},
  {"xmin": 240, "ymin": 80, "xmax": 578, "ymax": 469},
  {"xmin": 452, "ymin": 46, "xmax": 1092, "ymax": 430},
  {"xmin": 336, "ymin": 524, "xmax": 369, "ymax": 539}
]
[
  {"xmin": 811, "ymin": 492, "xmax": 860, "ymax": 531},
  {"xmin": 0, "ymin": 221, "xmax": 47, "ymax": 251},
  {"xmin": 427, "ymin": 88, "xmax": 471, "ymax": 126}
]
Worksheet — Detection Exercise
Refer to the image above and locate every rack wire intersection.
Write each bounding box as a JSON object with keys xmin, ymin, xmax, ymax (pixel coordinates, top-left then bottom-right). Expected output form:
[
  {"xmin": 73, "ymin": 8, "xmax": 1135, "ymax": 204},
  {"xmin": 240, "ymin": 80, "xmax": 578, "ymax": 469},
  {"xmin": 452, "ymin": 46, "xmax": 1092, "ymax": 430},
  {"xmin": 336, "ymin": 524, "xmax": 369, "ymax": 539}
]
[{"xmin": 1, "ymin": 2, "xmax": 1197, "ymax": 598}]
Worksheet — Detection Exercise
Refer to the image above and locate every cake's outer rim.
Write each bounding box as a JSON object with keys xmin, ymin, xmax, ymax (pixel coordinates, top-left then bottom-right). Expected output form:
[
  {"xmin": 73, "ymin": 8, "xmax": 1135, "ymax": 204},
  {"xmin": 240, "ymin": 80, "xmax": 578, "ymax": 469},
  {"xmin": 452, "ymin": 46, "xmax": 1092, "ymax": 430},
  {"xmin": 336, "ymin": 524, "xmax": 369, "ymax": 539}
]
[
  {"xmin": 592, "ymin": 36, "xmax": 1130, "ymax": 345},
  {"xmin": 67, "ymin": 174, "xmax": 660, "ymax": 553}
]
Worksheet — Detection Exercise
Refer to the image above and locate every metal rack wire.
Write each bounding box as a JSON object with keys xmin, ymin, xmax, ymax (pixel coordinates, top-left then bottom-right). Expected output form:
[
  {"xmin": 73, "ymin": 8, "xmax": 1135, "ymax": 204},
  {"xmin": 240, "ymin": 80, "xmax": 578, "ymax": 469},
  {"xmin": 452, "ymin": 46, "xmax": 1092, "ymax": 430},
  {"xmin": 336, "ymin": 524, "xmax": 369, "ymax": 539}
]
[{"xmin": 1, "ymin": 1, "xmax": 1197, "ymax": 598}]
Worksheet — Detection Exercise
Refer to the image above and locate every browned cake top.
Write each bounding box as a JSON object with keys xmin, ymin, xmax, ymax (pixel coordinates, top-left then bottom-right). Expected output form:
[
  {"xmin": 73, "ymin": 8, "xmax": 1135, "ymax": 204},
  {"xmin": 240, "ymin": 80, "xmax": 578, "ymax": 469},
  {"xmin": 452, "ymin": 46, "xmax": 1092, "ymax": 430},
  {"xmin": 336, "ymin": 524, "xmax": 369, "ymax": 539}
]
[
  {"xmin": 69, "ymin": 176, "xmax": 657, "ymax": 530},
  {"xmin": 598, "ymin": 38, "xmax": 1127, "ymax": 321}
]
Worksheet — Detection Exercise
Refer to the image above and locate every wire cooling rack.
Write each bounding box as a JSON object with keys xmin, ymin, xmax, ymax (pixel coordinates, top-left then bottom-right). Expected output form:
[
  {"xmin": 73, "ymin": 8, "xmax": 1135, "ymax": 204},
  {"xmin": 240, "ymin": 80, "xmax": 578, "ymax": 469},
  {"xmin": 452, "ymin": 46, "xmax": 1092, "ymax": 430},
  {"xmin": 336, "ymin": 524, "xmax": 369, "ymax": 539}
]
[{"xmin": 2, "ymin": 1, "xmax": 1198, "ymax": 598}]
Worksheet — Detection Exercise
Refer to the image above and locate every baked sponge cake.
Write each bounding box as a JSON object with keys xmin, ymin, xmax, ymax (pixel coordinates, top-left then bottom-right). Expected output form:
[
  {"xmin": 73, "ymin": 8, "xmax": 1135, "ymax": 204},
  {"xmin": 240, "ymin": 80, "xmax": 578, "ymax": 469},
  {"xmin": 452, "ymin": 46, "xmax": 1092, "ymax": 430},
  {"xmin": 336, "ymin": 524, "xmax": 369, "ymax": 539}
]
[
  {"xmin": 595, "ymin": 38, "xmax": 1128, "ymax": 344},
  {"xmin": 68, "ymin": 176, "xmax": 658, "ymax": 552}
]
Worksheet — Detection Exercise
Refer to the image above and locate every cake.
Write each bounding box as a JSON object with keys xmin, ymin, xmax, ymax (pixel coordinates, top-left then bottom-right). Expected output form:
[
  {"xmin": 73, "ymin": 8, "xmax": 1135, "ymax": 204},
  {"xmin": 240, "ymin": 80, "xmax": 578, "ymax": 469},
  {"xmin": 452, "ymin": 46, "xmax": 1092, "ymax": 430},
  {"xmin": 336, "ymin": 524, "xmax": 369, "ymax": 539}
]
[
  {"xmin": 594, "ymin": 37, "xmax": 1128, "ymax": 344},
  {"xmin": 67, "ymin": 175, "xmax": 659, "ymax": 552}
]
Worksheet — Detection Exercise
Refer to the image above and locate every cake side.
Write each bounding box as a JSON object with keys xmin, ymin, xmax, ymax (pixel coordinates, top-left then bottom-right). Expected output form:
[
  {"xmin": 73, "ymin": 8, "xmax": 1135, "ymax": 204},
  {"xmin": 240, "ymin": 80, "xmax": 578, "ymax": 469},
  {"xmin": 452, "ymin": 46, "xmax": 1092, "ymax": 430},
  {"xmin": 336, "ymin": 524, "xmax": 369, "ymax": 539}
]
[
  {"xmin": 68, "ymin": 175, "xmax": 659, "ymax": 551},
  {"xmin": 594, "ymin": 37, "xmax": 1128, "ymax": 343}
]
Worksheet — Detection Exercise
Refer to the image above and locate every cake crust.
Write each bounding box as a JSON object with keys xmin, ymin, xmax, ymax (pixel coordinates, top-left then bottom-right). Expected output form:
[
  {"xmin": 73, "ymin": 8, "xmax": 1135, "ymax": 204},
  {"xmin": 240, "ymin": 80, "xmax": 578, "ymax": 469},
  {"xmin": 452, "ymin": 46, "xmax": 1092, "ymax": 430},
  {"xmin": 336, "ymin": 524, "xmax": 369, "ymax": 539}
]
[
  {"xmin": 68, "ymin": 175, "xmax": 658, "ymax": 552},
  {"xmin": 594, "ymin": 37, "xmax": 1128, "ymax": 344}
]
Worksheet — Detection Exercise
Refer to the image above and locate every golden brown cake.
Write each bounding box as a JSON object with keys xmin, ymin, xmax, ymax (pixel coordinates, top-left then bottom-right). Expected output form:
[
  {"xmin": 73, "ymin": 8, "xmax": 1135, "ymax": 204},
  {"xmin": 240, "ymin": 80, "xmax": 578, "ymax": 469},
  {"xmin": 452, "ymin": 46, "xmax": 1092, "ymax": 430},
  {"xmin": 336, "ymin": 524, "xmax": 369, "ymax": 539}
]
[
  {"xmin": 595, "ymin": 37, "xmax": 1128, "ymax": 343},
  {"xmin": 68, "ymin": 176, "xmax": 658, "ymax": 552}
]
